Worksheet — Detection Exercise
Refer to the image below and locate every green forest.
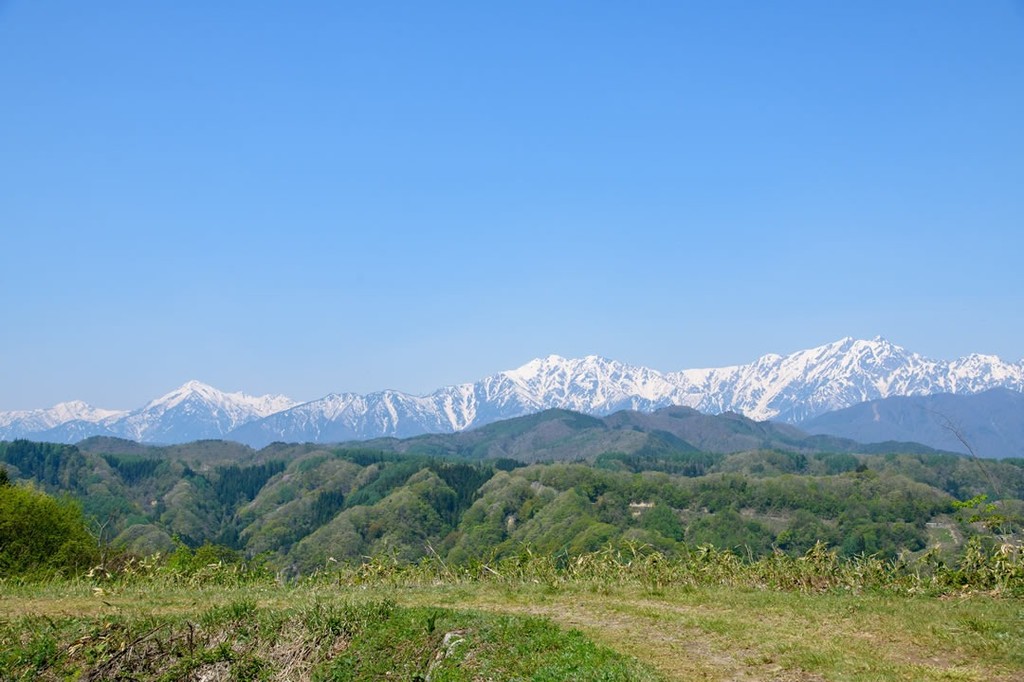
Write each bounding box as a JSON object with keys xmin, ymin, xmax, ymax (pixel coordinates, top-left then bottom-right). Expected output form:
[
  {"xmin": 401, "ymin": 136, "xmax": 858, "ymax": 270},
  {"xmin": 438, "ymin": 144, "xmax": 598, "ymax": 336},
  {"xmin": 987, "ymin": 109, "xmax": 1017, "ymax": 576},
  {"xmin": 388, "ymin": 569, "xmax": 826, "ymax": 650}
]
[{"xmin": 1, "ymin": 407, "xmax": 1022, "ymax": 578}]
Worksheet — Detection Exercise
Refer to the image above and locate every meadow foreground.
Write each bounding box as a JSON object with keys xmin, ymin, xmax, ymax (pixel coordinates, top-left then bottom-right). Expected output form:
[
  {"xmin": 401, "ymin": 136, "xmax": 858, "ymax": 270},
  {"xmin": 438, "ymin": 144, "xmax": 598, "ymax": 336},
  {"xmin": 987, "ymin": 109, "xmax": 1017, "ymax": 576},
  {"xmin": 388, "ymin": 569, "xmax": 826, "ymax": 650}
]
[{"xmin": 2, "ymin": 563, "xmax": 1021, "ymax": 681}]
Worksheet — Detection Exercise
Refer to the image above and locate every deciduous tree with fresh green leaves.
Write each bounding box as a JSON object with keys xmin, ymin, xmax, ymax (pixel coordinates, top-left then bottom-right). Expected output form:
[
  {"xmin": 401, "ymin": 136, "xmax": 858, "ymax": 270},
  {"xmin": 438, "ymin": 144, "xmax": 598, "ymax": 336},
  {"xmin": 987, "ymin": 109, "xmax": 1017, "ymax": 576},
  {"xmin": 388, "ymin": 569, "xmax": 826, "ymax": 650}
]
[{"xmin": 0, "ymin": 473, "xmax": 98, "ymax": 576}]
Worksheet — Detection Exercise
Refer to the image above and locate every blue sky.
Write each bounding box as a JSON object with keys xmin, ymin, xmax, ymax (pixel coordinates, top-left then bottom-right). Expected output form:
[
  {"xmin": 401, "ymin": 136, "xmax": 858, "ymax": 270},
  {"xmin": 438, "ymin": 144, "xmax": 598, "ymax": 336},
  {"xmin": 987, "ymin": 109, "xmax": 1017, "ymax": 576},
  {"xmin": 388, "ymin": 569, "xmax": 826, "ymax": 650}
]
[{"xmin": 2, "ymin": 2, "xmax": 1022, "ymax": 410}]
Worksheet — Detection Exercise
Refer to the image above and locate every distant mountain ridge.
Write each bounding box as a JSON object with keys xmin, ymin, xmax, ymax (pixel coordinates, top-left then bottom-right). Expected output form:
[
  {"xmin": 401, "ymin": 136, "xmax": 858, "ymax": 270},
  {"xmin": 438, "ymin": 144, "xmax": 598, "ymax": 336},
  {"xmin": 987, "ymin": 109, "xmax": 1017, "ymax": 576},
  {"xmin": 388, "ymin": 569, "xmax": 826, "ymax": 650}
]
[
  {"xmin": 802, "ymin": 388, "xmax": 1024, "ymax": 459},
  {"xmin": 355, "ymin": 405, "xmax": 950, "ymax": 464},
  {"xmin": 0, "ymin": 381, "xmax": 295, "ymax": 444},
  {"xmin": 1, "ymin": 337, "xmax": 1021, "ymax": 446}
]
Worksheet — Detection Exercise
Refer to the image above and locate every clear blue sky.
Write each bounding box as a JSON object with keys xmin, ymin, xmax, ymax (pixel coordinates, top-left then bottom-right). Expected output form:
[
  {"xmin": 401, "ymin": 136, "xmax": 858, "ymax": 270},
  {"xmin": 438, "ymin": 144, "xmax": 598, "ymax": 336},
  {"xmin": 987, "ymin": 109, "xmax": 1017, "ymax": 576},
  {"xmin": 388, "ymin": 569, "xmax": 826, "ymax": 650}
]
[{"xmin": 2, "ymin": 2, "xmax": 1023, "ymax": 410}]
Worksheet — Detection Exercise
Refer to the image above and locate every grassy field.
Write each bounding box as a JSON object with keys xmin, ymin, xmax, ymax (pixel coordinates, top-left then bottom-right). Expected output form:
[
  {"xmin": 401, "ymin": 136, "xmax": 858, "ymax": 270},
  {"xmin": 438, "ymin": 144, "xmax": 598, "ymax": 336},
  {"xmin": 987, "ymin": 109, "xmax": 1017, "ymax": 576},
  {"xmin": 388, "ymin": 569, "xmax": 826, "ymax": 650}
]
[
  {"xmin": 0, "ymin": 581, "xmax": 660, "ymax": 681},
  {"xmin": 2, "ymin": 574, "xmax": 1022, "ymax": 681}
]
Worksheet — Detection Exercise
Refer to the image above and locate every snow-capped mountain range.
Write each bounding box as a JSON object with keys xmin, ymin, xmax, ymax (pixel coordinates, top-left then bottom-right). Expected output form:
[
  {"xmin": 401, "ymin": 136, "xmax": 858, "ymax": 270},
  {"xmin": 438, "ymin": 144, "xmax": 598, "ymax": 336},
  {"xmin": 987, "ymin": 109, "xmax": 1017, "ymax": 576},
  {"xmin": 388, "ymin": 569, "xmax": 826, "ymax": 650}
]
[
  {"xmin": 0, "ymin": 381, "xmax": 295, "ymax": 445},
  {"xmin": 2, "ymin": 337, "xmax": 1022, "ymax": 447}
]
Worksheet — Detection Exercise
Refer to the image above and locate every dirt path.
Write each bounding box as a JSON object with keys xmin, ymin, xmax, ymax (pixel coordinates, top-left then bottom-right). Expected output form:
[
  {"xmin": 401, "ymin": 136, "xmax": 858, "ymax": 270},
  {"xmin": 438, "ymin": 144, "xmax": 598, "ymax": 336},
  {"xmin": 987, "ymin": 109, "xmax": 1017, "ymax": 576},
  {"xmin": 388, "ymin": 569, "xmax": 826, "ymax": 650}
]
[
  {"xmin": 396, "ymin": 587, "xmax": 1019, "ymax": 682},
  {"xmin": 398, "ymin": 591, "xmax": 823, "ymax": 681}
]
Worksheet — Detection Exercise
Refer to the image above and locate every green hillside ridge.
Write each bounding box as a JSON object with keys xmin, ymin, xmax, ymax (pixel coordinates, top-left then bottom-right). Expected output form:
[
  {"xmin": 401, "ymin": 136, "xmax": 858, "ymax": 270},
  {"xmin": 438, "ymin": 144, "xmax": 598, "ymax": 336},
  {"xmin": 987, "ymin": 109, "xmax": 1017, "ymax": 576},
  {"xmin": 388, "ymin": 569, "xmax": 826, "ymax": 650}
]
[
  {"xmin": 358, "ymin": 405, "xmax": 944, "ymax": 462},
  {"xmin": 1, "ymin": 405, "xmax": 1021, "ymax": 576}
]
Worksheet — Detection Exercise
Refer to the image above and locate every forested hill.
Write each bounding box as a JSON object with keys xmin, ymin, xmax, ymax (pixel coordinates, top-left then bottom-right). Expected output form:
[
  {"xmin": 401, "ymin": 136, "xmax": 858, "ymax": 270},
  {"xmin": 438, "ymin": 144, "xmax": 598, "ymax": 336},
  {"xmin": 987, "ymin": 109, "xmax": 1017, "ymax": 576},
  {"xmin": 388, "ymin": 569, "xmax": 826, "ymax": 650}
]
[
  {"xmin": 69, "ymin": 406, "xmax": 948, "ymax": 467},
  {"xmin": 1, "ymin": 407, "xmax": 1021, "ymax": 577},
  {"xmin": 354, "ymin": 405, "xmax": 949, "ymax": 463}
]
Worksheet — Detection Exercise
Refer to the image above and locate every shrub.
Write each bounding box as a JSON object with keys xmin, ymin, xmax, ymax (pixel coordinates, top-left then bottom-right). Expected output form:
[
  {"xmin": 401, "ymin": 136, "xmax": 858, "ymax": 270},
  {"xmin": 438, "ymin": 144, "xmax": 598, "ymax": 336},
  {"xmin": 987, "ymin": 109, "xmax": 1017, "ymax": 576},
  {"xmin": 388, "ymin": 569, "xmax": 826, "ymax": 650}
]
[{"xmin": 0, "ymin": 479, "xmax": 99, "ymax": 576}]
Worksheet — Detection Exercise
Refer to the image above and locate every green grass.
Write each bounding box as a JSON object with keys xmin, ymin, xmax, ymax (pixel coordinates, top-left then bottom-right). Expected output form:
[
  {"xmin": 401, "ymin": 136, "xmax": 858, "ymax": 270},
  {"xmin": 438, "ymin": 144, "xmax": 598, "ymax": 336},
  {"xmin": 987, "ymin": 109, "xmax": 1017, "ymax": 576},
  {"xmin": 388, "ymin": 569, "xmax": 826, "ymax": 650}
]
[
  {"xmin": 0, "ymin": 587, "xmax": 659, "ymax": 681},
  {"xmin": 397, "ymin": 583, "xmax": 1024, "ymax": 681},
  {"xmin": 3, "ymin": 578, "xmax": 1022, "ymax": 681},
  {"xmin": 2, "ymin": 541, "xmax": 1023, "ymax": 681}
]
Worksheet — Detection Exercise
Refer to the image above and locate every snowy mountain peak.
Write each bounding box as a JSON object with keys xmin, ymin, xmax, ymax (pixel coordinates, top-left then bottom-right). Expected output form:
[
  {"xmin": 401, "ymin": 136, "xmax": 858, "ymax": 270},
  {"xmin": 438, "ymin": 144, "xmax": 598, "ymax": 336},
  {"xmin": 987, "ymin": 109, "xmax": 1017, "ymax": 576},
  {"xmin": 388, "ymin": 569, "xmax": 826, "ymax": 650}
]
[
  {"xmin": 50, "ymin": 401, "xmax": 127, "ymax": 424},
  {"xmin": 144, "ymin": 380, "xmax": 219, "ymax": 409},
  {"xmin": 142, "ymin": 380, "xmax": 295, "ymax": 417},
  {"xmin": 962, "ymin": 353, "xmax": 1001, "ymax": 363},
  {"xmin": 504, "ymin": 354, "xmax": 571, "ymax": 380},
  {"xmin": 180, "ymin": 379, "xmax": 215, "ymax": 393},
  {"xmin": 503, "ymin": 354, "xmax": 618, "ymax": 386},
  {"xmin": 0, "ymin": 400, "xmax": 127, "ymax": 431}
]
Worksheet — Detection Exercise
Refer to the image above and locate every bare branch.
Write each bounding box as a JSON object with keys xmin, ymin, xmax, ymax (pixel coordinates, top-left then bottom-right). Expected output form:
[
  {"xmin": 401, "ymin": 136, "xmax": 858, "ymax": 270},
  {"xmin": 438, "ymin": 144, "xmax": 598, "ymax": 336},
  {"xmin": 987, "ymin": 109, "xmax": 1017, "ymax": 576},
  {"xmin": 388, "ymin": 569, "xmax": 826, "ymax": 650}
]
[{"xmin": 929, "ymin": 408, "xmax": 1002, "ymax": 499}]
